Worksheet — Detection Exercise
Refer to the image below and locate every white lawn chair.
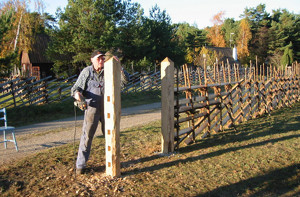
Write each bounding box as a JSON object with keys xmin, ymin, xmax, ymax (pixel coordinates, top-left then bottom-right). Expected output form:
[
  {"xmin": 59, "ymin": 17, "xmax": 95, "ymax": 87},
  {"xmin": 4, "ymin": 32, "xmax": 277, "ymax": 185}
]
[{"xmin": 0, "ymin": 108, "xmax": 18, "ymax": 151}]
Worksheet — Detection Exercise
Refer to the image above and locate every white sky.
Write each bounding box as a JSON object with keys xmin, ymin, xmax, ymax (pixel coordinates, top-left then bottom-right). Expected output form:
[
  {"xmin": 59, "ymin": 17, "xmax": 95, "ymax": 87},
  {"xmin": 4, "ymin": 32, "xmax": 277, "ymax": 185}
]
[{"xmin": 29, "ymin": 0, "xmax": 300, "ymax": 29}]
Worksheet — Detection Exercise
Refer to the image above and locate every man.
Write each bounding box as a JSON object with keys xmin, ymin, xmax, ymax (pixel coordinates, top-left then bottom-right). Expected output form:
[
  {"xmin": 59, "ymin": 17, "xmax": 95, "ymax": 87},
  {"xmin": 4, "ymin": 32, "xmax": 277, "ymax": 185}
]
[{"xmin": 71, "ymin": 50, "xmax": 108, "ymax": 175}]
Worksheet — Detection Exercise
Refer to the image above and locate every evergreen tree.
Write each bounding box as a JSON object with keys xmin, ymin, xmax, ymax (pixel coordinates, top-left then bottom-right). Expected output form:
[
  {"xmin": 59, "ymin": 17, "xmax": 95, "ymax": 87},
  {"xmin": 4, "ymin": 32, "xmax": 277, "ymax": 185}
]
[
  {"xmin": 47, "ymin": 0, "xmax": 139, "ymax": 76},
  {"xmin": 281, "ymin": 42, "xmax": 294, "ymax": 66},
  {"xmin": 222, "ymin": 18, "xmax": 238, "ymax": 47}
]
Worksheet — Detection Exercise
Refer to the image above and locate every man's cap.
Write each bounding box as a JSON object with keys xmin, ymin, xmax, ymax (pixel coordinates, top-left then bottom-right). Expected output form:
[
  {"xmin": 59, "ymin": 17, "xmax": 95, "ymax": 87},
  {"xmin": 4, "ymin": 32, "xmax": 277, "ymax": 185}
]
[{"xmin": 91, "ymin": 50, "xmax": 105, "ymax": 59}]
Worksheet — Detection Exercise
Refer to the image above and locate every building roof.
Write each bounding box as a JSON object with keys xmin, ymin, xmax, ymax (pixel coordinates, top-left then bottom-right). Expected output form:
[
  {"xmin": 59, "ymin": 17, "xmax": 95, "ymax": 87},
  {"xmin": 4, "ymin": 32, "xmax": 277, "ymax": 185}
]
[
  {"xmin": 21, "ymin": 34, "xmax": 52, "ymax": 64},
  {"xmin": 206, "ymin": 46, "xmax": 236, "ymax": 64}
]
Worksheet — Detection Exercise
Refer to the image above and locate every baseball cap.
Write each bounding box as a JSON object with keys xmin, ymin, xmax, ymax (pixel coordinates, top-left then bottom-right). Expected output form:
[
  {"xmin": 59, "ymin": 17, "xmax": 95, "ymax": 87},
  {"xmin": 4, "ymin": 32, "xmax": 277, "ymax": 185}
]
[{"xmin": 91, "ymin": 50, "xmax": 105, "ymax": 59}]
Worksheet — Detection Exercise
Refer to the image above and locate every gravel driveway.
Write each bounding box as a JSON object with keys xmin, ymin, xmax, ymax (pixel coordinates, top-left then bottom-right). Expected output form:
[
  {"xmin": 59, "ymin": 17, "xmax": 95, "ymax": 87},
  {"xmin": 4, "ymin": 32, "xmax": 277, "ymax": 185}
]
[{"xmin": 0, "ymin": 102, "xmax": 161, "ymax": 165}]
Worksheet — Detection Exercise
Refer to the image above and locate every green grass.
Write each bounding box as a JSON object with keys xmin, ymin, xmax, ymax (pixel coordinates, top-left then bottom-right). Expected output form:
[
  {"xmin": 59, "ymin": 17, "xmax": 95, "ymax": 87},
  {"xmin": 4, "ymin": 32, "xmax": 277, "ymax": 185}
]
[
  {"xmin": 0, "ymin": 102, "xmax": 299, "ymax": 196},
  {"xmin": 5, "ymin": 90, "xmax": 161, "ymax": 127}
]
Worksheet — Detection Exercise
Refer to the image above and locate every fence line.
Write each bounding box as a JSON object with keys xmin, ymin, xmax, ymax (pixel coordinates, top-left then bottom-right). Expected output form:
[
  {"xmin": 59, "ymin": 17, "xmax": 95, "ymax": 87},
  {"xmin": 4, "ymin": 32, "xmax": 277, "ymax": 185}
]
[
  {"xmin": 0, "ymin": 70, "xmax": 161, "ymax": 109},
  {"xmin": 173, "ymin": 62, "xmax": 299, "ymax": 149},
  {"xmin": 0, "ymin": 75, "xmax": 77, "ymax": 108}
]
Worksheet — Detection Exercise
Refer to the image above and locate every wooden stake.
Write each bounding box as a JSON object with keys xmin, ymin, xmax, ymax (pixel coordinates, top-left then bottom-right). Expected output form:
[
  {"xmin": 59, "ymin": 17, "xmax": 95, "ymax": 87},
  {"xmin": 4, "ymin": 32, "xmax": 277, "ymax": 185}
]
[
  {"xmin": 227, "ymin": 62, "xmax": 231, "ymax": 83},
  {"xmin": 104, "ymin": 57, "xmax": 121, "ymax": 177},
  {"xmin": 217, "ymin": 64, "xmax": 220, "ymax": 84},
  {"xmin": 237, "ymin": 64, "xmax": 240, "ymax": 81},
  {"xmin": 204, "ymin": 60, "xmax": 207, "ymax": 85},
  {"xmin": 250, "ymin": 61, "xmax": 253, "ymax": 81},
  {"xmin": 234, "ymin": 63, "xmax": 237, "ymax": 82},
  {"xmin": 260, "ymin": 65, "xmax": 262, "ymax": 81},
  {"xmin": 161, "ymin": 57, "xmax": 174, "ymax": 153},
  {"xmin": 222, "ymin": 62, "xmax": 226, "ymax": 83},
  {"xmin": 256, "ymin": 56, "xmax": 258, "ymax": 81},
  {"xmin": 197, "ymin": 66, "xmax": 202, "ymax": 85},
  {"xmin": 263, "ymin": 63, "xmax": 265, "ymax": 82},
  {"xmin": 213, "ymin": 63, "xmax": 216, "ymax": 81}
]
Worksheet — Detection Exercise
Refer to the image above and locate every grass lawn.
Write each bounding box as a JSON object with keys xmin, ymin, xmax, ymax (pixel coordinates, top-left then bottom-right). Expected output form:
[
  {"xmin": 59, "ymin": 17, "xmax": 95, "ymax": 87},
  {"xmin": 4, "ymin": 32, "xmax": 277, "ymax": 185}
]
[
  {"xmin": 0, "ymin": 102, "xmax": 299, "ymax": 196},
  {"xmin": 6, "ymin": 90, "xmax": 161, "ymax": 127}
]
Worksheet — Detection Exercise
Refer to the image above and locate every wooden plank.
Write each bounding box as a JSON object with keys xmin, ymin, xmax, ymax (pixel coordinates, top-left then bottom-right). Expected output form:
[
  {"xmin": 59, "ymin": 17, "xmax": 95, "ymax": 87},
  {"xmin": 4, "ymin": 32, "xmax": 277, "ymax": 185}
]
[
  {"xmin": 161, "ymin": 57, "xmax": 175, "ymax": 153},
  {"xmin": 174, "ymin": 81, "xmax": 240, "ymax": 92},
  {"xmin": 177, "ymin": 111, "xmax": 207, "ymax": 124},
  {"xmin": 184, "ymin": 120, "xmax": 209, "ymax": 144},
  {"xmin": 104, "ymin": 57, "xmax": 121, "ymax": 177}
]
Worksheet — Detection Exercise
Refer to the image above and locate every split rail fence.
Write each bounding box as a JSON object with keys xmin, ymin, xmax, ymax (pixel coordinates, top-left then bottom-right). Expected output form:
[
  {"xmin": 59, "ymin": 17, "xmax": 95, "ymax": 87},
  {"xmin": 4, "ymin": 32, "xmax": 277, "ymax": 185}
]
[
  {"xmin": 161, "ymin": 60, "xmax": 300, "ymax": 152},
  {"xmin": 0, "ymin": 75, "xmax": 77, "ymax": 108},
  {"xmin": 0, "ymin": 69, "xmax": 161, "ymax": 109}
]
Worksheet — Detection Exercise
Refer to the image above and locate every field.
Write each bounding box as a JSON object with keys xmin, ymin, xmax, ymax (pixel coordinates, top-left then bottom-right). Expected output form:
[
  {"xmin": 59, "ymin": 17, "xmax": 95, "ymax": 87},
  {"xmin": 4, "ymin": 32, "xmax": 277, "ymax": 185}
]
[{"xmin": 0, "ymin": 101, "xmax": 299, "ymax": 196}]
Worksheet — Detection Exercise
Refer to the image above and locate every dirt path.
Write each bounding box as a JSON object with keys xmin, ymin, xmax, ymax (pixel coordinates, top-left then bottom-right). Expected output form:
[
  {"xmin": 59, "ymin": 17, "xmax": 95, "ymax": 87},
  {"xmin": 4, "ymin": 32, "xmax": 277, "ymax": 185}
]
[{"xmin": 0, "ymin": 103, "xmax": 161, "ymax": 165}]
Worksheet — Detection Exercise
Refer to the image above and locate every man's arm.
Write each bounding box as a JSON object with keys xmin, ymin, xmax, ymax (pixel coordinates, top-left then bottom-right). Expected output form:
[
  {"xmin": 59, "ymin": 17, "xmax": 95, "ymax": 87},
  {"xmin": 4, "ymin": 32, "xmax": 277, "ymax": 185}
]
[{"xmin": 71, "ymin": 67, "xmax": 90, "ymax": 99}]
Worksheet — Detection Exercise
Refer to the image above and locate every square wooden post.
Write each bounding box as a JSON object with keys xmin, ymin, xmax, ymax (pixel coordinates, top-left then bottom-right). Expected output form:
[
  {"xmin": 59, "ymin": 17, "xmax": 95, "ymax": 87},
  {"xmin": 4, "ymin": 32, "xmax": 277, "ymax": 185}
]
[
  {"xmin": 104, "ymin": 57, "xmax": 121, "ymax": 177},
  {"xmin": 161, "ymin": 57, "xmax": 174, "ymax": 153}
]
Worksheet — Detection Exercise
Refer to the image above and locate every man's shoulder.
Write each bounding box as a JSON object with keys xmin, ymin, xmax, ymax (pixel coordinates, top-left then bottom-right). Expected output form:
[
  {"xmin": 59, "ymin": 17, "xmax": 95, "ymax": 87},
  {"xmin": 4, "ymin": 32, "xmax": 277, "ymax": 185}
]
[
  {"xmin": 82, "ymin": 65, "xmax": 93, "ymax": 72},
  {"xmin": 79, "ymin": 65, "xmax": 92, "ymax": 76}
]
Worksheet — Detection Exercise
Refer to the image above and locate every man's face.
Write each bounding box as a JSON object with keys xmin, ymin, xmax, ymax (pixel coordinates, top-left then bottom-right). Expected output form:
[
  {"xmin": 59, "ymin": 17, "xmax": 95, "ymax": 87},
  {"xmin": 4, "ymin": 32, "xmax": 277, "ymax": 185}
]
[{"xmin": 91, "ymin": 55, "xmax": 105, "ymax": 72}]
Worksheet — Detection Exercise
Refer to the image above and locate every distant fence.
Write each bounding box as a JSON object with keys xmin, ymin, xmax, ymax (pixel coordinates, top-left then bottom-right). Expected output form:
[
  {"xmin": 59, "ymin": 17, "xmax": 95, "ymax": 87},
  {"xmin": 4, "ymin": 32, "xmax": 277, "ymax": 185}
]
[
  {"xmin": 0, "ymin": 75, "xmax": 77, "ymax": 108},
  {"xmin": 0, "ymin": 70, "xmax": 161, "ymax": 109},
  {"xmin": 122, "ymin": 70, "xmax": 161, "ymax": 93}
]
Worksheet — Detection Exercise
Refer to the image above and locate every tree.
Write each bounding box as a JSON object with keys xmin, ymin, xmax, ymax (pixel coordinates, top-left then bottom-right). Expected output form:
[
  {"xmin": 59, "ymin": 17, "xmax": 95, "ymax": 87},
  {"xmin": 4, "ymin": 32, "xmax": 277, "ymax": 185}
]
[
  {"xmin": 0, "ymin": 0, "xmax": 34, "ymax": 76},
  {"xmin": 47, "ymin": 0, "xmax": 140, "ymax": 76},
  {"xmin": 0, "ymin": 0, "xmax": 49, "ymax": 76},
  {"xmin": 143, "ymin": 5, "xmax": 175, "ymax": 65},
  {"xmin": 269, "ymin": 9, "xmax": 300, "ymax": 64},
  {"xmin": 173, "ymin": 22, "xmax": 207, "ymax": 65},
  {"xmin": 281, "ymin": 42, "xmax": 294, "ymax": 66},
  {"xmin": 206, "ymin": 11, "xmax": 226, "ymax": 47},
  {"xmin": 222, "ymin": 18, "xmax": 238, "ymax": 47},
  {"xmin": 236, "ymin": 18, "xmax": 252, "ymax": 64},
  {"xmin": 241, "ymin": 4, "xmax": 270, "ymax": 30}
]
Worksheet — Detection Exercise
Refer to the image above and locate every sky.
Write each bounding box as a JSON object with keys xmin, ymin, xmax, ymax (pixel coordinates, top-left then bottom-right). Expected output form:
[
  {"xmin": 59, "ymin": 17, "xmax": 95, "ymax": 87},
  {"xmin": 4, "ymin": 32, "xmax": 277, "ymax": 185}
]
[{"xmin": 31, "ymin": 0, "xmax": 300, "ymax": 29}]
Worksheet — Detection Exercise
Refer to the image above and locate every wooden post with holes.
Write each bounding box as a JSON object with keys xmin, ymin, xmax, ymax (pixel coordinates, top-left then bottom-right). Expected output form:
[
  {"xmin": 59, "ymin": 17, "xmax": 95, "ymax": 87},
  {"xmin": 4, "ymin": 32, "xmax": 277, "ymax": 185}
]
[
  {"xmin": 104, "ymin": 57, "xmax": 121, "ymax": 177},
  {"xmin": 161, "ymin": 57, "xmax": 174, "ymax": 153}
]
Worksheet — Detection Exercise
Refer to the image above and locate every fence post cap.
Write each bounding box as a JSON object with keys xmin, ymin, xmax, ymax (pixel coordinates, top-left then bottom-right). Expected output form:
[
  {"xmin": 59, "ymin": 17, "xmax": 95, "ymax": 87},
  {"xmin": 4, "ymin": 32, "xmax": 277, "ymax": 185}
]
[{"xmin": 162, "ymin": 57, "xmax": 173, "ymax": 63}]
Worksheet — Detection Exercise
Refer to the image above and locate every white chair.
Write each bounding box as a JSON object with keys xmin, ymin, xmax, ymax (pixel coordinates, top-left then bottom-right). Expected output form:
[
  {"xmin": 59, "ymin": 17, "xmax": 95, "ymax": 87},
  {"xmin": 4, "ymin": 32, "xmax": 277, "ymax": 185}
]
[{"xmin": 0, "ymin": 108, "xmax": 18, "ymax": 151}]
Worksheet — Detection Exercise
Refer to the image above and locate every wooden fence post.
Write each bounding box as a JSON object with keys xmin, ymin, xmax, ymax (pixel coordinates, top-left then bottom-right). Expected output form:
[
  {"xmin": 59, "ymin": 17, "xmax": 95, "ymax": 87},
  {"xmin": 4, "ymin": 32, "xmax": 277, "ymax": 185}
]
[
  {"xmin": 9, "ymin": 81, "xmax": 16, "ymax": 107},
  {"xmin": 161, "ymin": 57, "xmax": 174, "ymax": 153},
  {"xmin": 104, "ymin": 57, "xmax": 121, "ymax": 177}
]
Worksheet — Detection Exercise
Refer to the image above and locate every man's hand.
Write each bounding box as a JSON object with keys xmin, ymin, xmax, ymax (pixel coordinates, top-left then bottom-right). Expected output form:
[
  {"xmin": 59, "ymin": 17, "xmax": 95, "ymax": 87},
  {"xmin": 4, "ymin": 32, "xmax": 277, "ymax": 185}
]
[
  {"xmin": 74, "ymin": 100, "xmax": 87, "ymax": 111},
  {"xmin": 74, "ymin": 91, "xmax": 87, "ymax": 111}
]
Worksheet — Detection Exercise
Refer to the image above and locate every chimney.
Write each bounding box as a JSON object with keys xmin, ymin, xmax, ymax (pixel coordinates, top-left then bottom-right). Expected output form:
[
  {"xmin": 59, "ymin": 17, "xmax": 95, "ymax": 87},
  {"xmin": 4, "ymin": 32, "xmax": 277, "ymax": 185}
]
[{"xmin": 233, "ymin": 45, "xmax": 238, "ymax": 61}]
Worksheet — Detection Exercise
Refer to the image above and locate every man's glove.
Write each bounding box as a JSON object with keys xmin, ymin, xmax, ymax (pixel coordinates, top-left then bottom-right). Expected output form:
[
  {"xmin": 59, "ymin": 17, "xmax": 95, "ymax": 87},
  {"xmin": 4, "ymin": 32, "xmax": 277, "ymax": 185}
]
[
  {"xmin": 74, "ymin": 91, "xmax": 87, "ymax": 111},
  {"xmin": 74, "ymin": 100, "xmax": 87, "ymax": 111}
]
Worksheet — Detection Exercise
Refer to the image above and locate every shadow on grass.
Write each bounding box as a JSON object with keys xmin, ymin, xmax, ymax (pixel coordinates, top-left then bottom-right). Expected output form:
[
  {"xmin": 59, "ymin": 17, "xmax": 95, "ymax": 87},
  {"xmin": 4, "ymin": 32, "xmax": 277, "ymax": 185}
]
[
  {"xmin": 122, "ymin": 134, "xmax": 300, "ymax": 176},
  {"xmin": 178, "ymin": 110, "xmax": 299, "ymax": 154},
  {"xmin": 196, "ymin": 164, "xmax": 300, "ymax": 197}
]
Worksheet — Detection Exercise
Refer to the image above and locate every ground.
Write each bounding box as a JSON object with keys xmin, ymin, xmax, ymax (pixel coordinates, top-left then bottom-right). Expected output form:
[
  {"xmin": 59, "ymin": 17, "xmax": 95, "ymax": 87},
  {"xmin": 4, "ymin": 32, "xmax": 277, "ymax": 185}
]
[{"xmin": 0, "ymin": 102, "xmax": 161, "ymax": 165}]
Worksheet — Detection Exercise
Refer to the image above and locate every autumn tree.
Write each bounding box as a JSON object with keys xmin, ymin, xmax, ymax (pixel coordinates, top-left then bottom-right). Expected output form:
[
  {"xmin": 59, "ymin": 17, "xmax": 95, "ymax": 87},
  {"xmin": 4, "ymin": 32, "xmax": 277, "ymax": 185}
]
[
  {"xmin": 0, "ymin": 0, "xmax": 48, "ymax": 76},
  {"xmin": 236, "ymin": 18, "xmax": 252, "ymax": 63},
  {"xmin": 206, "ymin": 11, "xmax": 226, "ymax": 47},
  {"xmin": 0, "ymin": 0, "xmax": 32, "ymax": 75}
]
